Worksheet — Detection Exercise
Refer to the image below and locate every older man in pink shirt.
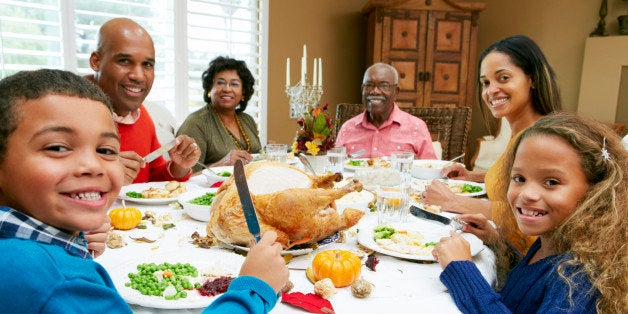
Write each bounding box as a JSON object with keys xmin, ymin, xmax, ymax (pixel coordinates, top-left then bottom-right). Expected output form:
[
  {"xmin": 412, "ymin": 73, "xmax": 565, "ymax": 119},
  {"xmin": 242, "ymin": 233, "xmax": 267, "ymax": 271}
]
[{"xmin": 336, "ymin": 63, "xmax": 436, "ymax": 159}]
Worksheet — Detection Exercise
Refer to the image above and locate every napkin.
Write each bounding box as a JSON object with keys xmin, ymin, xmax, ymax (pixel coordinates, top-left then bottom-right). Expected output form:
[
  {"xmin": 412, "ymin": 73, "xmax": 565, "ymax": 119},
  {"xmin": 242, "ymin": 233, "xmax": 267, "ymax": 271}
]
[{"xmin": 281, "ymin": 292, "xmax": 335, "ymax": 313}]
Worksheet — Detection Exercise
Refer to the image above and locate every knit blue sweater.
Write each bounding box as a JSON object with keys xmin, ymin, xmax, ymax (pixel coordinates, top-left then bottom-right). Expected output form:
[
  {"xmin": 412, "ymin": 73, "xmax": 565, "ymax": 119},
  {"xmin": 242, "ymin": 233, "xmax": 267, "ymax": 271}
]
[
  {"xmin": 0, "ymin": 237, "xmax": 132, "ymax": 313},
  {"xmin": 440, "ymin": 239, "xmax": 599, "ymax": 313},
  {"xmin": 0, "ymin": 205, "xmax": 277, "ymax": 313},
  {"xmin": 0, "ymin": 238, "xmax": 277, "ymax": 313}
]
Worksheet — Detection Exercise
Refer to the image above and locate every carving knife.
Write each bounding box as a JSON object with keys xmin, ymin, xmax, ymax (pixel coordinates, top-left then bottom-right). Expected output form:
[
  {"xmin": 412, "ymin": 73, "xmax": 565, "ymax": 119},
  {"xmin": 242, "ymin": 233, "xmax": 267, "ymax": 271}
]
[
  {"xmin": 143, "ymin": 139, "xmax": 177, "ymax": 163},
  {"xmin": 233, "ymin": 159, "xmax": 261, "ymax": 242},
  {"xmin": 409, "ymin": 205, "xmax": 463, "ymax": 230}
]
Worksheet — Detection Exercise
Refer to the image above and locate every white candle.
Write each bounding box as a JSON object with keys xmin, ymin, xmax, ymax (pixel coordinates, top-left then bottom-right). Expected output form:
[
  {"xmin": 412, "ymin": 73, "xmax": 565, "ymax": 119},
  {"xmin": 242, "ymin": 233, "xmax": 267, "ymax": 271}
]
[
  {"xmin": 302, "ymin": 44, "xmax": 307, "ymax": 84},
  {"xmin": 318, "ymin": 58, "xmax": 323, "ymax": 87},
  {"xmin": 301, "ymin": 57, "xmax": 306, "ymax": 84},
  {"xmin": 312, "ymin": 58, "xmax": 317, "ymax": 87},
  {"xmin": 286, "ymin": 58, "xmax": 290, "ymax": 87}
]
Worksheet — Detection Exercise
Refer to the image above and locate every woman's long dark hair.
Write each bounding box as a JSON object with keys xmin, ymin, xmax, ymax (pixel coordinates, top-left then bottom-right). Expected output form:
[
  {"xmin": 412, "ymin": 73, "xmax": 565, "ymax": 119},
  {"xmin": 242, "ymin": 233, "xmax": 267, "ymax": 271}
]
[{"xmin": 476, "ymin": 35, "xmax": 562, "ymax": 132}]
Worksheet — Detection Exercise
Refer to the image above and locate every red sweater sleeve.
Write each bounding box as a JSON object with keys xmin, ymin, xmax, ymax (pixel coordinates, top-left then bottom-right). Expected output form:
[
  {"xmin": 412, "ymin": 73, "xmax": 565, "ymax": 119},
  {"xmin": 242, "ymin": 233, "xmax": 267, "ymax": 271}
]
[{"xmin": 117, "ymin": 105, "xmax": 191, "ymax": 183}]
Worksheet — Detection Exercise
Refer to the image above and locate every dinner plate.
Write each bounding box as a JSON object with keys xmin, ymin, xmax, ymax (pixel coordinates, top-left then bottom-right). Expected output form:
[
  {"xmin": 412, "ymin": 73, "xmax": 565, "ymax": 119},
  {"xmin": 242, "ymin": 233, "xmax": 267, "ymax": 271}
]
[
  {"xmin": 357, "ymin": 222, "xmax": 483, "ymax": 261},
  {"xmin": 344, "ymin": 157, "xmax": 390, "ymax": 171},
  {"xmin": 251, "ymin": 153, "xmax": 298, "ymax": 164},
  {"xmin": 118, "ymin": 182, "xmax": 186, "ymax": 205},
  {"xmin": 109, "ymin": 250, "xmax": 245, "ymax": 309},
  {"xmin": 411, "ymin": 179, "xmax": 486, "ymax": 197},
  {"xmin": 220, "ymin": 232, "xmax": 340, "ymax": 256}
]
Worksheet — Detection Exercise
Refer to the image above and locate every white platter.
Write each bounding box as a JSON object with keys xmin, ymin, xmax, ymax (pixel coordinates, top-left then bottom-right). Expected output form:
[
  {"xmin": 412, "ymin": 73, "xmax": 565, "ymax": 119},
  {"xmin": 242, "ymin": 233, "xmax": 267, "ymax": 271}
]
[
  {"xmin": 411, "ymin": 179, "xmax": 486, "ymax": 197},
  {"xmin": 118, "ymin": 182, "xmax": 186, "ymax": 205},
  {"xmin": 109, "ymin": 250, "xmax": 244, "ymax": 309},
  {"xmin": 344, "ymin": 157, "xmax": 390, "ymax": 171},
  {"xmin": 221, "ymin": 232, "xmax": 340, "ymax": 256},
  {"xmin": 357, "ymin": 222, "xmax": 483, "ymax": 261}
]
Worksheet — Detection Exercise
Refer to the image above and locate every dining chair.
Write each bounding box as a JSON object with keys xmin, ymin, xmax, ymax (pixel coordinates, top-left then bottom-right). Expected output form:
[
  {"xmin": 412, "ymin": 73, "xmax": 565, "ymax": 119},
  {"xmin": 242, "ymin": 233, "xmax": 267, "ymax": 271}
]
[{"xmin": 334, "ymin": 103, "xmax": 472, "ymax": 161}]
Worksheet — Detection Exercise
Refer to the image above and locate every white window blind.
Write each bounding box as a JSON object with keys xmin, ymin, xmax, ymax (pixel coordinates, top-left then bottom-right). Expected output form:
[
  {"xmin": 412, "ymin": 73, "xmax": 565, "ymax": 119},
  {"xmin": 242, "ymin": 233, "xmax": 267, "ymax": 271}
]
[{"xmin": 0, "ymin": 0, "xmax": 267, "ymax": 143}]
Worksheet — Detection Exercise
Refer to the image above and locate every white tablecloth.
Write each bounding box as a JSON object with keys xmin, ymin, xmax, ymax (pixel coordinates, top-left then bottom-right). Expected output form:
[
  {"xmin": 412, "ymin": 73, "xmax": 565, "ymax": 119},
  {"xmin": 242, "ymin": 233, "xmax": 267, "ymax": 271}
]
[{"xmin": 97, "ymin": 174, "xmax": 496, "ymax": 314}]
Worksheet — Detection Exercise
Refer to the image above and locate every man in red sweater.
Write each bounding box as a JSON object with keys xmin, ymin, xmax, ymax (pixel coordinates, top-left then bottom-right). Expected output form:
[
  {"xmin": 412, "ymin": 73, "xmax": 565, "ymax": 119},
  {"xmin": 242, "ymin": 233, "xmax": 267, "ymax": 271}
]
[{"xmin": 86, "ymin": 18, "xmax": 200, "ymax": 184}]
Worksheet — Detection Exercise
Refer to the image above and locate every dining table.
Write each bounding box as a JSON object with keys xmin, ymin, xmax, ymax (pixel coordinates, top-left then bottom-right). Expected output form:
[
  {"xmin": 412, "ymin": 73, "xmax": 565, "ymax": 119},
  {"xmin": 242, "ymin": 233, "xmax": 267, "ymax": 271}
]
[{"xmin": 96, "ymin": 162, "xmax": 497, "ymax": 314}]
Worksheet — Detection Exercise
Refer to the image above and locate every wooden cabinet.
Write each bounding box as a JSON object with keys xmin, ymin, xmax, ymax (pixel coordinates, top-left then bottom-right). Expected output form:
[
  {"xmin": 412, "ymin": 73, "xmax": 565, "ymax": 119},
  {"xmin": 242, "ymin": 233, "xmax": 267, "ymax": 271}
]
[{"xmin": 363, "ymin": 0, "xmax": 485, "ymax": 108}]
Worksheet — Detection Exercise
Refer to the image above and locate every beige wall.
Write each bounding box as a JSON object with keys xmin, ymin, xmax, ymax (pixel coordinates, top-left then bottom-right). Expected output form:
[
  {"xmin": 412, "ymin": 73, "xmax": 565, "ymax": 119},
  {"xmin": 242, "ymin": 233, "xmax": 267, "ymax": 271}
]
[
  {"xmin": 471, "ymin": 0, "xmax": 627, "ymax": 145},
  {"xmin": 267, "ymin": 0, "xmax": 367, "ymax": 145},
  {"xmin": 268, "ymin": 0, "xmax": 628, "ymax": 154}
]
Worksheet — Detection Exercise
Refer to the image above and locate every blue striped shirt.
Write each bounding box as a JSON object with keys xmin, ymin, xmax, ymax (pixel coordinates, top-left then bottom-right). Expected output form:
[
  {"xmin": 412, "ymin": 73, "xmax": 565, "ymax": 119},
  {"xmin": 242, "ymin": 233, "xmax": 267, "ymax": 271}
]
[{"xmin": 0, "ymin": 206, "xmax": 91, "ymax": 259}]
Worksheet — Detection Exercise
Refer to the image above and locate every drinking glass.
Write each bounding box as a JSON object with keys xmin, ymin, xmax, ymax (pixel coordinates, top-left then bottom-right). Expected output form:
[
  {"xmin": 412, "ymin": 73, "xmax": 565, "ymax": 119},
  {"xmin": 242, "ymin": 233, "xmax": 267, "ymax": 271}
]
[
  {"xmin": 265, "ymin": 144, "xmax": 288, "ymax": 163},
  {"xmin": 326, "ymin": 146, "xmax": 346, "ymax": 173},
  {"xmin": 391, "ymin": 151, "xmax": 415, "ymax": 174},
  {"xmin": 377, "ymin": 184, "xmax": 410, "ymax": 224}
]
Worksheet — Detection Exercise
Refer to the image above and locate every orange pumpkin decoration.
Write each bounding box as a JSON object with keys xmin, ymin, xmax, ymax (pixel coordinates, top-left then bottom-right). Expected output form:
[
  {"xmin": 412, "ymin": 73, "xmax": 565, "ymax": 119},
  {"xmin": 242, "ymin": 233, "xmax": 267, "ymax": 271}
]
[
  {"xmin": 312, "ymin": 250, "xmax": 362, "ymax": 287},
  {"xmin": 108, "ymin": 207, "xmax": 142, "ymax": 230}
]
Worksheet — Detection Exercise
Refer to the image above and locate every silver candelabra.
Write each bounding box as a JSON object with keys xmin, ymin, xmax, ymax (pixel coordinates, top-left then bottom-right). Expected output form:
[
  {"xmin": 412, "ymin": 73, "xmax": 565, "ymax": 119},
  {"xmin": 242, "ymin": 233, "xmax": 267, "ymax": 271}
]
[{"xmin": 286, "ymin": 79, "xmax": 323, "ymax": 119}]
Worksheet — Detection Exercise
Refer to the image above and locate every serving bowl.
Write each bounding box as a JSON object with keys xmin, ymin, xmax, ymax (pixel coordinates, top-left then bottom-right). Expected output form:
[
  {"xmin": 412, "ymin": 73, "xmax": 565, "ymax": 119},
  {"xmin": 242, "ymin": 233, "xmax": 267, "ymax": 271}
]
[
  {"xmin": 201, "ymin": 166, "xmax": 233, "ymax": 186},
  {"xmin": 411, "ymin": 160, "xmax": 456, "ymax": 180},
  {"xmin": 177, "ymin": 188, "xmax": 218, "ymax": 221},
  {"xmin": 353, "ymin": 168, "xmax": 401, "ymax": 191},
  {"xmin": 335, "ymin": 190, "xmax": 375, "ymax": 215}
]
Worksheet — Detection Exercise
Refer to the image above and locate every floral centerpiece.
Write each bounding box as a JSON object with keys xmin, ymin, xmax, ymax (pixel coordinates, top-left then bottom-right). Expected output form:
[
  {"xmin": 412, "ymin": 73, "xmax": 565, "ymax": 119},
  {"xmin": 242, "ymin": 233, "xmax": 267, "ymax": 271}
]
[{"xmin": 292, "ymin": 104, "xmax": 335, "ymax": 156}]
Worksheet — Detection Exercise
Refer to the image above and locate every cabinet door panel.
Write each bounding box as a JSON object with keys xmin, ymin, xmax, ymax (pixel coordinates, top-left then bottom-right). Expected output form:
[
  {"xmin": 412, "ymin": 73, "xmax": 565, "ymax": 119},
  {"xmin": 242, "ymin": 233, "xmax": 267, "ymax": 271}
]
[
  {"xmin": 391, "ymin": 19, "xmax": 419, "ymax": 50},
  {"xmin": 391, "ymin": 60, "xmax": 417, "ymax": 92},
  {"xmin": 382, "ymin": 10, "xmax": 427, "ymax": 106},
  {"xmin": 424, "ymin": 11, "xmax": 473, "ymax": 108},
  {"xmin": 435, "ymin": 21, "xmax": 462, "ymax": 52},
  {"xmin": 365, "ymin": 5, "xmax": 480, "ymax": 108},
  {"xmin": 432, "ymin": 62, "xmax": 460, "ymax": 93}
]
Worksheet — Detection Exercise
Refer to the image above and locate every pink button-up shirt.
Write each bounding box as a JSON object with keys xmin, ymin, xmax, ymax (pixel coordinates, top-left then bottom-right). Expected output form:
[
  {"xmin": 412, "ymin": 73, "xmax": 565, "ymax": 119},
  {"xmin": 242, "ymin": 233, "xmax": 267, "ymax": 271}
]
[{"xmin": 335, "ymin": 104, "xmax": 437, "ymax": 159}]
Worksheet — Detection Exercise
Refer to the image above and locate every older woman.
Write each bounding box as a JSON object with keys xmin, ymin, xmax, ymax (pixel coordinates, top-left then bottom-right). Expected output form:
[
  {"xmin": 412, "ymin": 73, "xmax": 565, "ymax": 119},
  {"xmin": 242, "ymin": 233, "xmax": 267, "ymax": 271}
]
[{"xmin": 177, "ymin": 56, "xmax": 261, "ymax": 172}]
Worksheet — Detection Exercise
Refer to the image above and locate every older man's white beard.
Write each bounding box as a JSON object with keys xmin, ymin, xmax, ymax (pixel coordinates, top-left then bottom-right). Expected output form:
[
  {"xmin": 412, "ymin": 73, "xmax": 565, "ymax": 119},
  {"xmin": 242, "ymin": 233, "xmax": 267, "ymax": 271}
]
[{"xmin": 366, "ymin": 95, "xmax": 386, "ymax": 112}]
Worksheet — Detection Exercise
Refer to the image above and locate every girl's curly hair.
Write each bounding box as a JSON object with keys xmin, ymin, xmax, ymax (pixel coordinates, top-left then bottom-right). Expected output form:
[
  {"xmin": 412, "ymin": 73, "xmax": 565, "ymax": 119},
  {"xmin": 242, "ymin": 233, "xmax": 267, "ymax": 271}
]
[{"xmin": 499, "ymin": 112, "xmax": 627, "ymax": 313}]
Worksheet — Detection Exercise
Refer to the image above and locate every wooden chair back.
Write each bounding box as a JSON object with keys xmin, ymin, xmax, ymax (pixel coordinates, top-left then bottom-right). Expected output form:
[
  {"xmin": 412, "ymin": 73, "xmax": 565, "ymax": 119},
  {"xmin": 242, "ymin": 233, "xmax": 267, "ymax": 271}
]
[{"xmin": 334, "ymin": 103, "xmax": 472, "ymax": 160}]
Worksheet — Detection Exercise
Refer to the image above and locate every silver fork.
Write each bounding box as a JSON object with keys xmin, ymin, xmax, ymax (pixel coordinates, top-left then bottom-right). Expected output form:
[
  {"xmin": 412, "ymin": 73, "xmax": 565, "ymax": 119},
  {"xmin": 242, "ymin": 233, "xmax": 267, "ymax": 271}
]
[
  {"xmin": 451, "ymin": 217, "xmax": 465, "ymax": 231},
  {"xmin": 441, "ymin": 153, "xmax": 465, "ymax": 183},
  {"xmin": 196, "ymin": 162, "xmax": 218, "ymax": 175}
]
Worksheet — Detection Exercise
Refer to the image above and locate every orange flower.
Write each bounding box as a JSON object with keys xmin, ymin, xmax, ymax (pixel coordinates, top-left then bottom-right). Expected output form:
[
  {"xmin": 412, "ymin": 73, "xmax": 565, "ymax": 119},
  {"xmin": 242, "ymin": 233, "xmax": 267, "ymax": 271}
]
[{"xmin": 292, "ymin": 104, "xmax": 336, "ymax": 154}]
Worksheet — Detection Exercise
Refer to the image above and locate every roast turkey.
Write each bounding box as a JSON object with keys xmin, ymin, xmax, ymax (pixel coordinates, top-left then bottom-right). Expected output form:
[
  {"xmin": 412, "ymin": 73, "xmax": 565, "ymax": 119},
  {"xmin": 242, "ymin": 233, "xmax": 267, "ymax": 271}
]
[{"xmin": 207, "ymin": 161, "xmax": 365, "ymax": 249}]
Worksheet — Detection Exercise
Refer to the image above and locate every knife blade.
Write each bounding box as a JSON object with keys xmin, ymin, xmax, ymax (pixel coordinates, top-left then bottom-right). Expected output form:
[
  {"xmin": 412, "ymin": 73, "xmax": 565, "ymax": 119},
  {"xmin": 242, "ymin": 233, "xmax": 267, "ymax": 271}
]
[
  {"xmin": 410, "ymin": 205, "xmax": 451, "ymax": 225},
  {"xmin": 409, "ymin": 205, "xmax": 463, "ymax": 230},
  {"xmin": 233, "ymin": 159, "xmax": 261, "ymax": 242},
  {"xmin": 143, "ymin": 139, "xmax": 177, "ymax": 163}
]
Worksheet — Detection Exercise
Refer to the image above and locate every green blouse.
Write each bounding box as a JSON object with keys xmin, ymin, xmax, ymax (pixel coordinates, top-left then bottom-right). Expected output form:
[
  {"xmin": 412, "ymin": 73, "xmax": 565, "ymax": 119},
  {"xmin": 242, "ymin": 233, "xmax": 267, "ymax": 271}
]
[{"xmin": 177, "ymin": 104, "xmax": 261, "ymax": 172}]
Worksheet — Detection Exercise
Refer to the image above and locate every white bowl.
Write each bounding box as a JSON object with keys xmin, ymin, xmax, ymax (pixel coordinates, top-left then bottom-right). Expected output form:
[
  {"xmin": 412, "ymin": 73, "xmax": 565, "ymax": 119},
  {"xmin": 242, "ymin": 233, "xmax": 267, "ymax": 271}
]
[
  {"xmin": 177, "ymin": 188, "xmax": 219, "ymax": 221},
  {"xmin": 335, "ymin": 190, "xmax": 375, "ymax": 215},
  {"xmin": 411, "ymin": 160, "xmax": 453, "ymax": 180},
  {"xmin": 354, "ymin": 168, "xmax": 402, "ymax": 191},
  {"xmin": 201, "ymin": 166, "xmax": 233, "ymax": 186}
]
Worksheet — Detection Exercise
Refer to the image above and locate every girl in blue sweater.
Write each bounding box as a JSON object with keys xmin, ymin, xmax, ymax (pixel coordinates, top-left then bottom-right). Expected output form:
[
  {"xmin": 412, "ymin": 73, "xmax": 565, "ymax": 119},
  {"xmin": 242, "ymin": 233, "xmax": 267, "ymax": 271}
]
[
  {"xmin": 0, "ymin": 69, "xmax": 288, "ymax": 313},
  {"xmin": 432, "ymin": 112, "xmax": 627, "ymax": 313}
]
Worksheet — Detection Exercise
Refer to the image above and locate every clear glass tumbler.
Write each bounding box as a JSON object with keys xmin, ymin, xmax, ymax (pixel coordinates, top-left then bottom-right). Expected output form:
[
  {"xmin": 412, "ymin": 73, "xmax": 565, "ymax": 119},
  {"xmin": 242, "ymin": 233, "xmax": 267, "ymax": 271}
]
[
  {"xmin": 326, "ymin": 146, "xmax": 346, "ymax": 173},
  {"xmin": 265, "ymin": 144, "xmax": 288, "ymax": 163},
  {"xmin": 377, "ymin": 183, "xmax": 410, "ymax": 225}
]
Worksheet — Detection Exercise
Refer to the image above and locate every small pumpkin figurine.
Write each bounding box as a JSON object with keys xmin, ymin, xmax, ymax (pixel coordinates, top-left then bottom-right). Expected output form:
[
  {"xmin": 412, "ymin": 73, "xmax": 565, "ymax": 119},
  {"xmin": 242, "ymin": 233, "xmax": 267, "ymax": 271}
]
[
  {"xmin": 108, "ymin": 207, "xmax": 142, "ymax": 230},
  {"xmin": 312, "ymin": 249, "xmax": 361, "ymax": 287}
]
